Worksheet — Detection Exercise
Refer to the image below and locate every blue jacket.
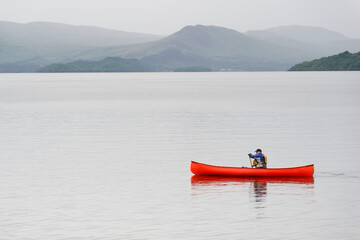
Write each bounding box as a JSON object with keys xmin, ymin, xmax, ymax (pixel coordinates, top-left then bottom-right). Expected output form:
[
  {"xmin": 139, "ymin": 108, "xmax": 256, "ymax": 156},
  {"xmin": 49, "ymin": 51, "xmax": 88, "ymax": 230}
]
[{"xmin": 250, "ymin": 154, "xmax": 266, "ymax": 165}]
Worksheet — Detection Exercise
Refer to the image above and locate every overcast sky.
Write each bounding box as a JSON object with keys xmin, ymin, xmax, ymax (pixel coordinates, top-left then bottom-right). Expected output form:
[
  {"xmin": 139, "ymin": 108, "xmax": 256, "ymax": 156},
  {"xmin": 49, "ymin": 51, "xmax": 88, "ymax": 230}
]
[{"xmin": 2, "ymin": 0, "xmax": 360, "ymax": 37}]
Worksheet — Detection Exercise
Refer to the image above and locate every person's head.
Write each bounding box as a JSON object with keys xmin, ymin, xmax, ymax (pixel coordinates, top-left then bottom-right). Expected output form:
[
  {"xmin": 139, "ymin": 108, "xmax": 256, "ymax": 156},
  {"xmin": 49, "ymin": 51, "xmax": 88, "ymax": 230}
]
[{"xmin": 255, "ymin": 149, "xmax": 262, "ymax": 154}]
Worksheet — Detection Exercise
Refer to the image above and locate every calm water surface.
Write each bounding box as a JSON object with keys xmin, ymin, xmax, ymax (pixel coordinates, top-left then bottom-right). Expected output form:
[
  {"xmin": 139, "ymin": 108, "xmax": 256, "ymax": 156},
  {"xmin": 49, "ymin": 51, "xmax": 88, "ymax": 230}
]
[{"xmin": 0, "ymin": 72, "xmax": 359, "ymax": 239}]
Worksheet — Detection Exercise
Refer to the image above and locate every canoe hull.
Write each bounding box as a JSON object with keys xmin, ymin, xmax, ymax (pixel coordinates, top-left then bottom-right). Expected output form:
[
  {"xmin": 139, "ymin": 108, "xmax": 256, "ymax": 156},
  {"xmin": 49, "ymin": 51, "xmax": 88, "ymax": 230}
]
[{"xmin": 191, "ymin": 161, "xmax": 314, "ymax": 177}]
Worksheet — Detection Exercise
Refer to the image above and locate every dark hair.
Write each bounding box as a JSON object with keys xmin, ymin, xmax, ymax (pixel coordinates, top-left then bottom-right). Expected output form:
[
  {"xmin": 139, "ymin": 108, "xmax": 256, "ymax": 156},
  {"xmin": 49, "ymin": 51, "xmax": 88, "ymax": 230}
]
[{"xmin": 255, "ymin": 149, "xmax": 262, "ymax": 153}]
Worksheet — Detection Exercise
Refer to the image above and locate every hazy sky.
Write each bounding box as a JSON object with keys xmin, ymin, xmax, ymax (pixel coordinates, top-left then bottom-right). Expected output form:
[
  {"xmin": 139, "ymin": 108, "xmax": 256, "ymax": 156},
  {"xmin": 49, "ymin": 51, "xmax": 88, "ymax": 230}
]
[{"xmin": 2, "ymin": 0, "xmax": 360, "ymax": 37}]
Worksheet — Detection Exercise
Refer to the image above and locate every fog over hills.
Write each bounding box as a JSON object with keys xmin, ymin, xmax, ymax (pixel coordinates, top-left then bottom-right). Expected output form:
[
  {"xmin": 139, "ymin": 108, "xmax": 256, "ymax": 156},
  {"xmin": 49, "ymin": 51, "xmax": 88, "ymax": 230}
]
[
  {"xmin": 75, "ymin": 25, "xmax": 310, "ymax": 70},
  {"xmin": 246, "ymin": 25, "xmax": 360, "ymax": 55},
  {"xmin": 66, "ymin": 25, "xmax": 360, "ymax": 71},
  {"xmin": 0, "ymin": 21, "xmax": 162, "ymax": 71},
  {"xmin": 0, "ymin": 21, "xmax": 162, "ymax": 47},
  {"xmin": 247, "ymin": 25, "xmax": 347, "ymax": 44},
  {"xmin": 1, "ymin": 21, "xmax": 360, "ymax": 72}
]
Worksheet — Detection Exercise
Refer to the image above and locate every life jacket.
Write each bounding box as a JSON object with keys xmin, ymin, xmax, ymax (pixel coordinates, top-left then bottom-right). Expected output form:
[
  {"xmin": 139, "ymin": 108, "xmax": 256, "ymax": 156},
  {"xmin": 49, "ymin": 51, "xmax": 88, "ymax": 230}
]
[{"xmin": 253, "ymin": 154, "xmax": 267, "ymax": 168}]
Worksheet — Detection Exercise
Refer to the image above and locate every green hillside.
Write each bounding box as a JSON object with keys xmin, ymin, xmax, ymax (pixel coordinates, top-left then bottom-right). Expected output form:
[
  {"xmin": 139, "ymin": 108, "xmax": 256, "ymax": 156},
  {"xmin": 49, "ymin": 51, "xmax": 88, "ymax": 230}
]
[
  {"xmin": 289, "ymin": 51, "xmax": 360, "ymax": 71},
  {"xmin": 38, "ymin": 57, "xmax": 149, "ymax": 72}
]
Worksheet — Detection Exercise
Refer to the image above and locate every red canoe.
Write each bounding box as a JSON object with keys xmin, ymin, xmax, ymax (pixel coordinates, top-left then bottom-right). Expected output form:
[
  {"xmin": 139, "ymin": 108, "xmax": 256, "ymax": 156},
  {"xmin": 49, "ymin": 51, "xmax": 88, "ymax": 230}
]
[{"xmin": 191, "ymin": 161, "xmax": 314, "ymax": 177}]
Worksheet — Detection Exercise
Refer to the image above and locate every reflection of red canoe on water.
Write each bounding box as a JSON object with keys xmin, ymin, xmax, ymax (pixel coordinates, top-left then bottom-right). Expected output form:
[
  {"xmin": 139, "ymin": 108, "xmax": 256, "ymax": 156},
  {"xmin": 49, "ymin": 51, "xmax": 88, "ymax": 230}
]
[
  {"xmin": 191, "ymin": 161, "xmax": 314, "ymax": 177},
  {"xmin": 191, "ymin": 175, "xmax": 314, "ymax": 186}
]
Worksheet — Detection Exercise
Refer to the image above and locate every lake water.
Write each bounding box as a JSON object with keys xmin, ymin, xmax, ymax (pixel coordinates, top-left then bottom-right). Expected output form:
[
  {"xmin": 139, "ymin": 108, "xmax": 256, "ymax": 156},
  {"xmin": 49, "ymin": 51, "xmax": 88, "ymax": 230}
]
[{"xmin": 0, "ymin": 72, "xmax": 359, "ymax": 239}]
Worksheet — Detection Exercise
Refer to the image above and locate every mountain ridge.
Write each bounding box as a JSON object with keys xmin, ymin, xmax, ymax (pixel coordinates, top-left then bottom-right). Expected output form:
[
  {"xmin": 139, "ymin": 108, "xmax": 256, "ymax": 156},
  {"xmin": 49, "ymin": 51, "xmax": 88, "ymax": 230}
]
[
  {"xmin": 1, "ymin": 21, "xmax": 360, "ymax": 72},
  {"xmin": 247, "ymin": 25, "xmax": 347, "ymax": 43},
  {"xmin": 0, "ymin": 21, "xmax": 162, "ymax": 47},
  {"xmin": 72, "ymin": 25, "xmax": 327, "ymax": 71},
  {"xmin": 246, "ymin": 25, "xmax": 360, "ymax": 55}
]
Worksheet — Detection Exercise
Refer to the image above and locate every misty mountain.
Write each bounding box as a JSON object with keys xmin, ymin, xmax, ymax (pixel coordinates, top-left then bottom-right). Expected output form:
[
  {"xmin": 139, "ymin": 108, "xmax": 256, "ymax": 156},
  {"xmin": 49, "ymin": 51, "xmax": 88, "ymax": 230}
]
[
  {"xmin": 247, "ymin": 25, "xmax": 347, "ymax": 44},
  {"xmin": 76, "ymin": 25, "xmax": 360, "ymax": 71},
  {"xmin": 125, "ymin": 25, "xmax": 309, "ymax": 59},
  {"xmin": 2, "ymin": 22, "xmax": 360, "ymax": 72},
  {"xmin": 0, "ymin": 21, "xmax": 161, "ymax": 47},
  {"xmin": 74, "ymin": 25, "xmax": 330, "ymax": 71},
  {"xmin": 0, "ymin": 21, "xmax": 162, "ymax": 71},
  {"xmin": 138, "ymin": 25, "xmax": 321, "ymax": 70},
  {"xmin": 246, "ymin": 25, "xmax": 360, "ymax": 54}
]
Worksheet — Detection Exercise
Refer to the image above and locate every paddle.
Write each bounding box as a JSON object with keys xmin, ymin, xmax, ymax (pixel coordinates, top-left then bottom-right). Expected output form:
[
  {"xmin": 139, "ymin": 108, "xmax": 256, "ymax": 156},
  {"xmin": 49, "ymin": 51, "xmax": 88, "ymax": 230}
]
[{"xmin": 249, "ymin": 156, "xmax": 253, "ymax": 168}]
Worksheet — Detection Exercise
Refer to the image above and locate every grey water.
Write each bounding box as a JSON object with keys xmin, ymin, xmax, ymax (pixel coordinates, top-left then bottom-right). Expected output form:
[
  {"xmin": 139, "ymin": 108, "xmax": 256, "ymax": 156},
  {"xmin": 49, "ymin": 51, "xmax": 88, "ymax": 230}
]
[{"xmin": 0, "ymin": 72, "xmax": 359, "ymax": 239}]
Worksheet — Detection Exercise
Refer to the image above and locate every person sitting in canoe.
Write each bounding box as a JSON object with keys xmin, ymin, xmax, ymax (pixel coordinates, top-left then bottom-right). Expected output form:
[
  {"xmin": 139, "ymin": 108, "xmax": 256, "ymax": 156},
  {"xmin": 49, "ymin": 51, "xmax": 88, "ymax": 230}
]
[{"xmin": 248, "ymin": 149, "xmax": 267, "ymax": 168}]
